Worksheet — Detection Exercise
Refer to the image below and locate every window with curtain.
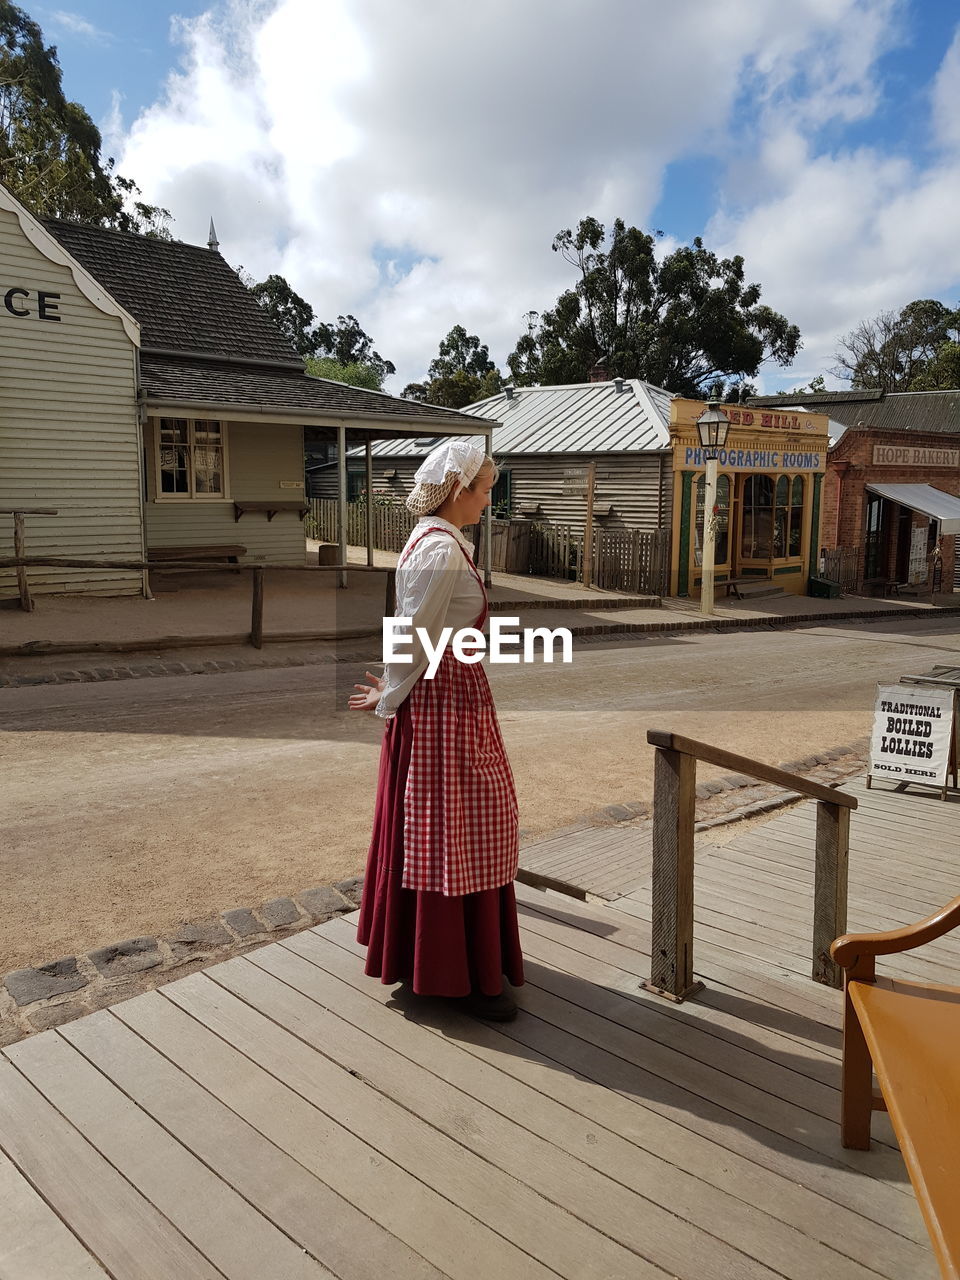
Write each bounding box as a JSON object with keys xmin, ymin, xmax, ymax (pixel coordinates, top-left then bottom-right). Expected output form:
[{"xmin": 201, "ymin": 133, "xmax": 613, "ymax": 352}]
[{"xmin": 158, "ymin": 419, "xmax": 226, "ymax": 498}]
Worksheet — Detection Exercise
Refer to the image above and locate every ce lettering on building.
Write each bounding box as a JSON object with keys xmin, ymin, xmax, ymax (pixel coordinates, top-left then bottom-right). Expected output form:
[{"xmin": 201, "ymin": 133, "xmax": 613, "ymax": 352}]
[{"xmin": 3, "ymin": 286, "xmax": 62, "ymax": 321}]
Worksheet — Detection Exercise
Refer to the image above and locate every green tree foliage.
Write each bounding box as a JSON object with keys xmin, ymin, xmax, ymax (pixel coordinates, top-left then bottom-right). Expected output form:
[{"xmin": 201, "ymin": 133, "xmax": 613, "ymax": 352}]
[
  {"xmin": 306, "ymin": 356, "xmax": 385, "ymax": 391},
  {"xmin": 250, "ymin": 274, "xmax": 319, "ymax": 357},
  {"xmin": 0, "ymin": 0, "xmax": 170, "ymax": 232},
  {"xmin": 833, "ymin": 300, "xmax": 960, "ymax": 391},
  {"xmin": 314, "ymin": 313, "xmax": 395, "ymax": 386},
  {"xmin": 403, "ymin": 325, "xmax": 503, "ymax": 408},
  {"xmin": 507, "ymin": 217, "xmax": 801, "ymax": 396},
  {"xmin": 776, "ymin": 374, "xmax": 827, "ymax": 397},
  {"xmin": 249, "ymin": 275, "xmax": 395, "ymax": 387}
]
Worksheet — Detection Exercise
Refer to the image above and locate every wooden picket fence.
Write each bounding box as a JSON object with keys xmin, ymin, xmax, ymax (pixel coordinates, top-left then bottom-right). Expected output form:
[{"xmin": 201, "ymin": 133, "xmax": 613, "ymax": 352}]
[{"xmin": 309, "ymin": 500, "xmax": 668, "ymax": 594}]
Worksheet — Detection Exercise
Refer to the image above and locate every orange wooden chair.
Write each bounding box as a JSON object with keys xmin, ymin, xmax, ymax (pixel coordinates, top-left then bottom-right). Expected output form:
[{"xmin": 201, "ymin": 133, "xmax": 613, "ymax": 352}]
[{"xmin": 831, "ymin": 896, "xmax": 960, "ymax": 1279}]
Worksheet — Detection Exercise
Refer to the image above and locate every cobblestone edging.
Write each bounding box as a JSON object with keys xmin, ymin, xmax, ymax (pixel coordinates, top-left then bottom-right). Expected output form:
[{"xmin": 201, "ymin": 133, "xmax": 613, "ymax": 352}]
[
  {"xmin": 0, "ymin": 652, "xmax": 339, "ymax": 688},
  {"xmin": 0, "ymin": 878, "xmax": 363, "ymax": 1050},
  {"xmin": 575, "ymin": 737, "xmax": 871, "ymax": 832}
]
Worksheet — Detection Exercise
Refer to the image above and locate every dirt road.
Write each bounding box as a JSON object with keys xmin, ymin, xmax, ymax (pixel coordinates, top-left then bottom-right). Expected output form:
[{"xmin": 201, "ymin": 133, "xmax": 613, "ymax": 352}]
[{"xmin": 3, "ymin": 614, "xmax": 960, "ymax": 969}]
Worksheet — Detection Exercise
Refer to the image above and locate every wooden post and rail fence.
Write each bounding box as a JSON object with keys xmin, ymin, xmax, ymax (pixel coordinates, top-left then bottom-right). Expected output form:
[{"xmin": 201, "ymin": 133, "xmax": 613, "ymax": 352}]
[
  {"xmin": 643, "ymin": 729, "xmax": 858, "ymax": 1000},
  {"xmin": 0, "ymin": 506, "xmax": 60, "ymax": 613},
  {"xmin": 0, "ymin": 554, "xmax": 395, "ymax": 652}
]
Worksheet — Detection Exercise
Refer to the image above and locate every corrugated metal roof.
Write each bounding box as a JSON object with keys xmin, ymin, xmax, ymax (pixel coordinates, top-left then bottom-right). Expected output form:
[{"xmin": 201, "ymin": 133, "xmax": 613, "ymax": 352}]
[
  {"xmin": 865, "ymin": 483, "xmax": 960, "ymax": 533},
  {"xmin": 358, "ymin": 380, "xmax": 673, "ymax": 458},
  {"xmin": 749, "ymin": 390, "xmax": 960, "ymax": 435}
]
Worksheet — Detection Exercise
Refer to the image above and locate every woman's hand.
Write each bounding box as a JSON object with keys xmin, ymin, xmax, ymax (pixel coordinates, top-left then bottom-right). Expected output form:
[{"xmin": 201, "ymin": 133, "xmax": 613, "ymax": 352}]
[{"xmin": 348, "ymin": 671, "xmax": 385, "ymax": 712}]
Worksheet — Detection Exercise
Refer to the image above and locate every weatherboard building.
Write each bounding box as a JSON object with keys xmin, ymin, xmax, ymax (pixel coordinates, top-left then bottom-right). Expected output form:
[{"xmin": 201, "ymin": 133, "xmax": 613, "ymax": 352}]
[{"xmin": 0, "ymin": 181, "xmax": 489, "ymax": 602}]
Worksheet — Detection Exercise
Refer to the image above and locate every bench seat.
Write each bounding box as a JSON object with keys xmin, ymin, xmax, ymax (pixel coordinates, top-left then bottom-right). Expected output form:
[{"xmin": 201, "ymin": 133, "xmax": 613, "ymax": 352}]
[
  {"xmin": 832, "ymin": 895, "xmax": 960, "ymax": 1279},
  {"xmin": 149, "ymin": 544, "xmax": 246, "ymax": 563}
]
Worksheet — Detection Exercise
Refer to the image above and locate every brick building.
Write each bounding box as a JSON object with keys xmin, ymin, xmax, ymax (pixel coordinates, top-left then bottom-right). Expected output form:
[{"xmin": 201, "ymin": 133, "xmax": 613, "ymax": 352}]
[
  {"xmin": 750, "ymin": 391, "xmax": 960, "ymax": 594},
  {"xmin": 822, "ymin": 429, "xmax": 960, "ymax": 592}
]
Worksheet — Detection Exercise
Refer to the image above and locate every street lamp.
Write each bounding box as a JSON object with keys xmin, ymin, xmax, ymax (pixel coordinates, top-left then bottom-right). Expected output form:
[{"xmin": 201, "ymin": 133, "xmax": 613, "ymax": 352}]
[{"xmin": 696, "ymin": 401, "xmax": 731, "ymax": 616}]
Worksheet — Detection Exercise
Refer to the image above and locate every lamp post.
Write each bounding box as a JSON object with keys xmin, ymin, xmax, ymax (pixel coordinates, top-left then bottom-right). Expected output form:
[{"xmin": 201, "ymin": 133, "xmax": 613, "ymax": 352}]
[{"xmin": 696, "ymin": 401, "xmax": 731, "ymax": 616}]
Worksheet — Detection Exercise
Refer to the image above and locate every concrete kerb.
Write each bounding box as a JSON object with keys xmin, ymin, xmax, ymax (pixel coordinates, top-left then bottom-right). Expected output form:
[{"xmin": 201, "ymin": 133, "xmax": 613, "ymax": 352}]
[{"xmin": 0, "ymin": 877, "xmax": 363, "ymax": 1048}]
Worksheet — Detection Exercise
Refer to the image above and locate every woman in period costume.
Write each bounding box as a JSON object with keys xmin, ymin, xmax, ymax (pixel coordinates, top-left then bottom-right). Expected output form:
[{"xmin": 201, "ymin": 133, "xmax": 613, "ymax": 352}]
[{"xmin": 348, "ymin": 439, "xmax": 523, "ymax": 1021}]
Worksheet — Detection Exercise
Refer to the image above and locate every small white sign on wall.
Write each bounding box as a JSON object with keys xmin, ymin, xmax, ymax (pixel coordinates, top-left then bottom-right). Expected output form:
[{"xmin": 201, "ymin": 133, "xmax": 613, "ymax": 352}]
[
  {"xmin": 870, "ymin": 684, "xmax": 955, "ymax": 787},
  {"xmin": 279, "ymin": 480, "xmax": 304, "ymax": 489},
  {"xmin": 908, "ymin": 526, "xmax": 928, "ymax": 584}
]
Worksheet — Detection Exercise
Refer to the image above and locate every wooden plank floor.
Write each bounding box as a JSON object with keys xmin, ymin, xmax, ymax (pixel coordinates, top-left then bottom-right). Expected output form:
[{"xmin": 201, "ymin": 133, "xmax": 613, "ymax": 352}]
[
  {"xmin": 519, "ymin": 822, "xmax": 652, "ymax": 899},
  {"xmin": 1, "ymin": 777, "xmax": 954, "ymax": 1279}
]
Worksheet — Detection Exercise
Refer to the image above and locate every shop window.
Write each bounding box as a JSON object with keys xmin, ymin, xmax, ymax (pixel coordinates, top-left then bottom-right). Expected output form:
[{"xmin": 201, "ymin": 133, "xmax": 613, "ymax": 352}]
[
  {"xmin": 694, "ymin": 473, "xmax": 730, "ymax": 565},
  {"xmin": 741, "ymin": 475, "xmax": 773, "ymax": 559},
  {"xmin": 157, "ymin": 419, "xmax": 227, "ymax": 499},
  {"xmin": 743, "ymin": 473, "xmax": 805, "ymax": 560}
]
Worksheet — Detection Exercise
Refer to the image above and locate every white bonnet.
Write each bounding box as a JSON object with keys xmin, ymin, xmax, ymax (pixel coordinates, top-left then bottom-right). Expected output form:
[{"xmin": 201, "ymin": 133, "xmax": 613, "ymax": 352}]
[{"xmin": 413, "ymin": 438, "xmax": 486, "ymax": 497}]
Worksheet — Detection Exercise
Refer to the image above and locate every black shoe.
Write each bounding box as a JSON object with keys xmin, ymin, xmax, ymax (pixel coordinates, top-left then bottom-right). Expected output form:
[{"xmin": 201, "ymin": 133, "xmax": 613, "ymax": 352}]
[{"xmin": 459, "ymin": 988, "xmax": 518, "ymax": 1022}]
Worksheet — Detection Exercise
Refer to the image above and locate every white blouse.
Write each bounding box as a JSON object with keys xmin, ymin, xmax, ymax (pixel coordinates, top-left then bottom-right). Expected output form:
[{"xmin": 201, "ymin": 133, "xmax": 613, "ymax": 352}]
[{"xmin": 376, "ymin": 516, "xmax": 485, "ymax": 719}]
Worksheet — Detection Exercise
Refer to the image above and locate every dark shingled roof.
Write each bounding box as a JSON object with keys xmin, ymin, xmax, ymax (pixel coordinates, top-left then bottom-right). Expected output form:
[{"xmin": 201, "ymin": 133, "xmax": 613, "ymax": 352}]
[
  {"xmin": 140, "ymin": 355, "xmax": 488, "ymax": 427},
  {"xmin": 748, "ymin": 389, "xmax": 960, "ymax": 435},
  {"xmin": 43, "ymin": 218, "xmax": 494, "ymax": 429},
  {"xmin": 44, "ymin": 217, "xmax": 301, "ymax": 365}
]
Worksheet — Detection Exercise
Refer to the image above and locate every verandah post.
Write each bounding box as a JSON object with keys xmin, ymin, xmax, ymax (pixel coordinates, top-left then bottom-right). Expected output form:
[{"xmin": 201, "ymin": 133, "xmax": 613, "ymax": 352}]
[{"xmin": 642, "ymin": 735, "xmax": 703, "ymax": 1002}]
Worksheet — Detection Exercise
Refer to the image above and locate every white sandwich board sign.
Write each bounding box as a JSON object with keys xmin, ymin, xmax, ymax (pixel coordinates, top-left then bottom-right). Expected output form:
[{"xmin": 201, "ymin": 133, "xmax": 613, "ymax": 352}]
[{"xmin": 869, "ymin": 684, "xmax": 955, "ymax": 789}]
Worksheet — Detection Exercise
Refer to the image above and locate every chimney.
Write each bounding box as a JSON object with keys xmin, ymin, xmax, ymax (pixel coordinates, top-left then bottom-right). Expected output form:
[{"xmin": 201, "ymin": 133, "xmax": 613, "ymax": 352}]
[
  {"xmin": 588, "ymin": 358, "xmax": 608, "ymax": 383},
  {"xmin": 207, "ymin": 217, "xmax": 220, "ymax": 251}
]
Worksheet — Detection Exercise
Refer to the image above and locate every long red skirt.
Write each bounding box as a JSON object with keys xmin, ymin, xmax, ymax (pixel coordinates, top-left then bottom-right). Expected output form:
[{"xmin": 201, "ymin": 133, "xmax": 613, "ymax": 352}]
[{"xmin": 357, "ymin": 699, "xmax": 525, "ymax": 997}]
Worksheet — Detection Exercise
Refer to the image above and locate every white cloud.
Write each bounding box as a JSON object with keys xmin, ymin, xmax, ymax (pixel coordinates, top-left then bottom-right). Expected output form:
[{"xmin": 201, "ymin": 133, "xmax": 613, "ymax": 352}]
[
  {"xmin": 51, "ymin": 9, "xmax": 112, "ymax": 42},
  {"xmin": 112, "ymin": 0, "xmax": 959, "ymax": 392},
  {"xmin": 708, "ymin": 11, "xmax": 960, "ymax": 391}
]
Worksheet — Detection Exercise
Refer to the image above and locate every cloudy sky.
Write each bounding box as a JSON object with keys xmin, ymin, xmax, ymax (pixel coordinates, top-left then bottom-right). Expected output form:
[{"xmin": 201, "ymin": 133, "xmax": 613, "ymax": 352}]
[{"xmin": 40, "ymin": 0, "xmax": 960, "ymax": 394}]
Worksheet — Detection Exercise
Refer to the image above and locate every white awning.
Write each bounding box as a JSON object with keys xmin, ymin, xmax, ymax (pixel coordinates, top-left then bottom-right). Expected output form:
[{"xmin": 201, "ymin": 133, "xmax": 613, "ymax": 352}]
[{"xmin": 865, "ymin": 483, "xmax": 960, "ymax": 534}]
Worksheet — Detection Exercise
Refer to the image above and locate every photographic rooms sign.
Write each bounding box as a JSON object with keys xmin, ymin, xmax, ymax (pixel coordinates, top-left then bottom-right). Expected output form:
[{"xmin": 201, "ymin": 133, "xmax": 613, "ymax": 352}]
[{"xmin": 869, "ymin": 684, "xmax": 955, "ymax": 787}]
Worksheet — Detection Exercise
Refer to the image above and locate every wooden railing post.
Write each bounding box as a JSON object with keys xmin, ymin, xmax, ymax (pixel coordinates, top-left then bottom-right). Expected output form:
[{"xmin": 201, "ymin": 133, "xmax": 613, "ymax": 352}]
[
  {"xmin": 813, "ymin": 800, "xmax": 850, "ymax": 987},
  {"xmin": 13, "ymin": 512, "xmax": 33, "ymax": 613},
  {"xmin": 250, "ymin": 567, "xmax": 264, "ymax": 649},
  {"xmin": 642, "ymin": 739, "xmax": 704, "ymax": 1002}
]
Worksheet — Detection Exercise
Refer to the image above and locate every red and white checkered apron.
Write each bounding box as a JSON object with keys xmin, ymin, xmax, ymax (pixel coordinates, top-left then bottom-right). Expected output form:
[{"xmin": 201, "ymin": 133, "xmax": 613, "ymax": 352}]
[{"xmin": 398, "ymin": 528, "xmax": 519, "ymax": 896}]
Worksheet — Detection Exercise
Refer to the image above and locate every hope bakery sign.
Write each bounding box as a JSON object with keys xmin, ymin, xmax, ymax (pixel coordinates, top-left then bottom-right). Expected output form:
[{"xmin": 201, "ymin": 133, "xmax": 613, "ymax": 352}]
[
  {"xmin": 869, "ymin": 684, "xmax": 955, "ymax": 787},
  {"xmin": 873, "ymin": 444, "xmax": 959, "ymax": 467}
]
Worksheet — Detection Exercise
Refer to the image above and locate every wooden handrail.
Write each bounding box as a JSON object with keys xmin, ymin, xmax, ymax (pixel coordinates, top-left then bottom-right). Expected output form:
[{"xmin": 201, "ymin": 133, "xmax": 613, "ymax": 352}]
[
  {"xmin": 0, "ymin": 556, "xmax": 386, "ymax": 571},
  {"xmin": 1, "ymin": 554, "xmax": 393, "ymax": 650},
  {"xmin": 643, "ymin": 728, "xmax": 858, "ymax": 1002},
  {"xmin": 646, "ymin": 730, "xmax": 858, "ymax": 808}
]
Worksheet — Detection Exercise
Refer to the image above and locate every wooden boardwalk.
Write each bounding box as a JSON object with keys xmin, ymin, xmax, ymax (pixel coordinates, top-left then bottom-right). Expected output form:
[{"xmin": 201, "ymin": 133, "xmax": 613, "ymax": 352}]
[{"xmin": 1, "ymin": 777, "xmax": 956, "ymax": 1278}]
